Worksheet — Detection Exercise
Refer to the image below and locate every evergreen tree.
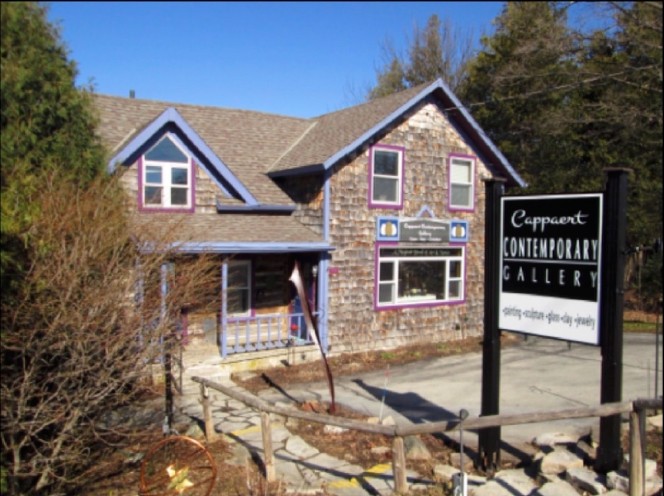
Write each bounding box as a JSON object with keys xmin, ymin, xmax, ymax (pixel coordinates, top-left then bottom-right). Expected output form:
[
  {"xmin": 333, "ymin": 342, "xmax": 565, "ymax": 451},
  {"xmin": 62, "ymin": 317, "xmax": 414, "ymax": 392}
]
[
  {"xmin": 1, "ymin": 1, "xmax": 104, "ymax": 284},
  {"xmin": 370, "ymin": 58, "xmax": 407, "ymax": 99},
  {"xmin": 458, "ymin": 2, "xmax": 578, "ymax": 192},
  {"xmin": 369, "ymin": 14, "xmax": 473, "ymax": 98},
  {"xmin": 458, "ymin": 1, "xmax": 662, "ymax": 248},
  {"xmin": 605, "ymin": 1, "xmax": 662, "ymax": 247}
]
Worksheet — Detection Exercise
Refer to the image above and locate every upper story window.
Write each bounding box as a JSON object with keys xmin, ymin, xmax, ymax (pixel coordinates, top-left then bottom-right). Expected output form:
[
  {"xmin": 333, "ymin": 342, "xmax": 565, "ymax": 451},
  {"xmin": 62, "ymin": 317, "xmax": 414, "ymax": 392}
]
[
  {"xmin": 449, "ymin": 155, "xmax": 475, "ymax": 211},
  {"xmin": 369, "ymin": 145, "xmax": 404, "ymax": 209},
  {"xmin": 141, "ymin": 135, "xmax": 193, "ymax": 211}
]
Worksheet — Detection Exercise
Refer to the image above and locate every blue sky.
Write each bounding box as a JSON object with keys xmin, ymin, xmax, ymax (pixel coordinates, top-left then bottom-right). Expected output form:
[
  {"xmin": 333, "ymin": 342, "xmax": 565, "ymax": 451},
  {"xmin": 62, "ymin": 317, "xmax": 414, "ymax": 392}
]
[{"xmin": 46, "ymin": 2, "xmax": 606, "ymax": 118}]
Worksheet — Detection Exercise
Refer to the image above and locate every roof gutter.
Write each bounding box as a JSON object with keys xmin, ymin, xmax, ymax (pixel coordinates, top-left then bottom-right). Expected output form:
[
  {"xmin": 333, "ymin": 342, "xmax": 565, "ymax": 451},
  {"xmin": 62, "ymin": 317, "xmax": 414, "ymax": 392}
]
[
  {"xmin": 215, "ymin": 200, "xmax": 296, "ymax": 213},
  {"xmin": 140, "ymin": 241, "xmax": 334, "ymax": 254}
]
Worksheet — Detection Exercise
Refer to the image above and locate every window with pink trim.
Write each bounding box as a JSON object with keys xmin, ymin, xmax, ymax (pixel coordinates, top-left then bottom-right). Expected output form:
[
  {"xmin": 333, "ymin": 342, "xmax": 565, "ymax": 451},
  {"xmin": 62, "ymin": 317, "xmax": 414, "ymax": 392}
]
[
  {"xmin": 376, "ymin": 246, "xmax": 464, "ymax": 308},
  {"xmin": 142, "ymin": 135, "xmax": 193, "ymax": 210},
  {"xmin": 369, "ymin": 145, "xmax": 404, "ymax": 209},
  {"xmin": 449, "ymin": 155, "xmax": 475, "ymax": 211}
]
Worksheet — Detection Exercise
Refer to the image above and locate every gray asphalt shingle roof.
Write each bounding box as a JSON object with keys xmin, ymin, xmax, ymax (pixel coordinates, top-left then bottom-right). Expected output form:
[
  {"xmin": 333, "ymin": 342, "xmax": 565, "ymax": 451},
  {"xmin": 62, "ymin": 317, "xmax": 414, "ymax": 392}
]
[
  {"xmin": 94, "ymin": 94, "xmax": 310, "ymax": 205},
  {"xmin": 269, "ymin": 83, "xmax": 428, "ymax": 172},
  {"xmin": 93, "ymin": 81, "xmax": 523, "ymax": 248},
  {"xmin": 130, "ymin": 212, "xmax": 325, "ymax": 248}
]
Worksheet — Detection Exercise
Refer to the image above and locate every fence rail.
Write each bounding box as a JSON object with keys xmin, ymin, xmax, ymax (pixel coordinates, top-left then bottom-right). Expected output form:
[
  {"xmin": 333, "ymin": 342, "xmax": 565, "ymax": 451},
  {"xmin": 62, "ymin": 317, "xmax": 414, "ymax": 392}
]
[{"xmin": 191, "ymin": 376, "xmax": 662, "ymax": 495}]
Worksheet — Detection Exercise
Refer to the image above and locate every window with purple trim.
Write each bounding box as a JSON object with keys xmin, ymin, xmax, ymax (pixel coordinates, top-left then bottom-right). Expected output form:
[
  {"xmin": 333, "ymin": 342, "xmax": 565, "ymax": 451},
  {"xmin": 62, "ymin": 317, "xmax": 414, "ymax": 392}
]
[
  {"xmin": 142, "ymin": 135, "xmax": 192, "ymax": 209},
  {"xmin": 449, "ymin": 156, "xmax": 475, "ymax": 210},
  {"xmin": 227, "ymin": 260, "xmax": 251, "ymax": 316},
  {"xmin": 370, "ymin": 146, "xmax": 403, "ymax": 208},
  {"xmin": 377, "ymin": 247, "xmax": 464, "ymax": 307}
]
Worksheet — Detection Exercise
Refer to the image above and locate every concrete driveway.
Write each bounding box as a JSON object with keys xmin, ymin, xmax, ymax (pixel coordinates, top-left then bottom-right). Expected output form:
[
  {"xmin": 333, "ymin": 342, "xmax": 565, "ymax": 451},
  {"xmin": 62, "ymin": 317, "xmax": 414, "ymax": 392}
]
[{"xmin": 258, "ymin": 332, "xmax": 662, "ymax": 458}]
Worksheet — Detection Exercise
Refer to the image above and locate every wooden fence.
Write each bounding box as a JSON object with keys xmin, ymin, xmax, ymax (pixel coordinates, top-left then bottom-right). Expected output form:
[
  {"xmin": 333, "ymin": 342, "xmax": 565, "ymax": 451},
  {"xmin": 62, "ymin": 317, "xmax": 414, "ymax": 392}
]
[{"xmin": 191, "ymin": 376, "xmax": 661, "ymax": 496}]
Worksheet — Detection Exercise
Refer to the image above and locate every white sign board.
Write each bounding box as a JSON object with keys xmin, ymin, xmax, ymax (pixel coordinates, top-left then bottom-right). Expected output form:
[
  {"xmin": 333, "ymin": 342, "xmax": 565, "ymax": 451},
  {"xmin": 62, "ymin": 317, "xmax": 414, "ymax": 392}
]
[{"xmin": 499, "ymin": 194, "xmax": 603, "ymax": 344}]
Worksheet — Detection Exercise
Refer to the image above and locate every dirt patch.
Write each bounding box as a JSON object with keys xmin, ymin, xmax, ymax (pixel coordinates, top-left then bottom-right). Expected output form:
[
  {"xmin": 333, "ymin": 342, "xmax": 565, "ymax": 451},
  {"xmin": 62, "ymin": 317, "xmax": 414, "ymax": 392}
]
[
  {"xmin": 234, "ymin": 335, "xmax": 518, "ymax": 395},
  {"xmin": 79, "ymin": 429, "xmax": 295, "ymax": 496}
]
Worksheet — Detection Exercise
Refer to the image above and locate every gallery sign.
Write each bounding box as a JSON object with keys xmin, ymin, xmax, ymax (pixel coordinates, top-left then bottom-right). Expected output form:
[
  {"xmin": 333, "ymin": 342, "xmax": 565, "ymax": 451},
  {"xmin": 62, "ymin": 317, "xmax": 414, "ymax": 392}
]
[
  {"xmin": 400, "ymin": 218, "xmax": 449, "ymax": 242},
  {"xmin": 499, "ymin": 194, "xmax": 603, "ymax": 344},
  {"xmin": 377, "ymin": 217, "xmax": 468, "ymax": 243}
]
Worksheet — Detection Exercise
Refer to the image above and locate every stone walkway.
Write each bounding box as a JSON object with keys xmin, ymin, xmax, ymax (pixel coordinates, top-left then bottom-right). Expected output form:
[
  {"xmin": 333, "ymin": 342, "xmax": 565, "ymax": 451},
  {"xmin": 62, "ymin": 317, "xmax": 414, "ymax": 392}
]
[
  {"xmin": 177, "ymin": 379, "xmax": 433, "ymax": 495},
  {"xmin": 175, "ymin": 377, "xmax": 661, "ymax": 496}
]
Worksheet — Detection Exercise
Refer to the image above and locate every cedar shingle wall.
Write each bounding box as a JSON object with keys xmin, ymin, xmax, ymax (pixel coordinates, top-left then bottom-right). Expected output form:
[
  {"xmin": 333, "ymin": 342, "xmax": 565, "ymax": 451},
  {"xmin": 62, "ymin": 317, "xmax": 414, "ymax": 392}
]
[
  {"xmin": 118, "ymin": 161, "xmax": 221, "ymax": 213},
  {"xmin": 326, "ymin": 100, "xmax": 490, "ymax": 354}
]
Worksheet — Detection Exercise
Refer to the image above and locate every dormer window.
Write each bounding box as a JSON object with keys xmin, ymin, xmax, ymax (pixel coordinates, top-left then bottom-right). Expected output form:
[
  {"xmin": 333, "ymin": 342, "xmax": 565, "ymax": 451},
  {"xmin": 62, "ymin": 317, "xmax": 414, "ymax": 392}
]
[
  {"xmin": 369, "ymin": 145, "xmax": 404, "ymax": 209},
  {"xmin": 141, "ymin": 135, "xmax": 194, "ymax": 211}
]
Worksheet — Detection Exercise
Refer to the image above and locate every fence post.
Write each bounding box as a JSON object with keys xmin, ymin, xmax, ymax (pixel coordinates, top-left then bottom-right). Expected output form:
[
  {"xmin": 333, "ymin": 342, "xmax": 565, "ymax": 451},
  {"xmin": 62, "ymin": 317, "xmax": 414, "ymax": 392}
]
[
  {"xmin": 629, "ymin": 405, "xmax": 645, "ymax": 496},
  {"xmin": 200, "ymin": 383, "xmax": 217, "ymax": 441},
  {"xmin": 392, "ymin": 435, "xmax": 408, "ymax": 493},
  {"xmin": 261, "ymin": 412, "xmax": 276, "ymax": 482}
]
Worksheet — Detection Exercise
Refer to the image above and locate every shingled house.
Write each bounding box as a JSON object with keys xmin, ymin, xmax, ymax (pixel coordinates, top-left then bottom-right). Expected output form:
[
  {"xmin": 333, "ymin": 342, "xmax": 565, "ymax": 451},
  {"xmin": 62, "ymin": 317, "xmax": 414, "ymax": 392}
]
[{"xmin": 94, "ymin": 79, "xmax": 524, "ymax": 368}]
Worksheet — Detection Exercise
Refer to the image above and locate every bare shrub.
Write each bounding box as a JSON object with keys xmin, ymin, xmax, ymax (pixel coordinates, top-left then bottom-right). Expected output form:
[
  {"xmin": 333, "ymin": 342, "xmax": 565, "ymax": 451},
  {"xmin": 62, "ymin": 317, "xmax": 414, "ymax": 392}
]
[{"xmin": 1, "ymin": 173, "xmax": 217, "ymax": 494}]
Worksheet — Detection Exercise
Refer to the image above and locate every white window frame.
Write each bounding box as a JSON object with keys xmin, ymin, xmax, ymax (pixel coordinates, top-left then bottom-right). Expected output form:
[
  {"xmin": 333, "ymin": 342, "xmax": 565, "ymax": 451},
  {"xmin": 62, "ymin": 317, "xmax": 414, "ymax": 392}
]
[
  {"xmin": 449, "ymin": 156, "xmax": 475, "ymax": 211},
  {"xmin": 376, "ymin": 246, "xmax": 464, "ymax": 308},
  {"xmin": 142, "ymin": 135, "xmax": 193, "ymax": 210},
  {"xmin": 370, "ymin": 145, "xmax": 404, "ymax": 208}
]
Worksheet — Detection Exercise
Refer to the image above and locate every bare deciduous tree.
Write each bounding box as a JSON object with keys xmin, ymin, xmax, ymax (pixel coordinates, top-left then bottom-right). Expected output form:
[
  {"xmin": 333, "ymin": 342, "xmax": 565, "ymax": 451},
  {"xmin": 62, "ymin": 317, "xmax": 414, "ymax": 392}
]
[
  {"xmin": 1, "ymin": 174, "xmax": 218, "ymax": 494},
  {"xmin": 368, "ymin": 14, "xmax": 475, "ymax": 99}
]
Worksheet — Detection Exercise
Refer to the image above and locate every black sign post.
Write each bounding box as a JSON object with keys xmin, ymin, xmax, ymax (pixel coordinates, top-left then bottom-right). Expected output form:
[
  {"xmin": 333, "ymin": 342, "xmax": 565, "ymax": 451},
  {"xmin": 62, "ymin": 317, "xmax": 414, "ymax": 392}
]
[
  {"xmin": 595, "ymin": 168, "xmax": 630, "ymax": 473},
  {"xmin": 478, "ymin": 177, "xmax": 505, "ymax": 473}
]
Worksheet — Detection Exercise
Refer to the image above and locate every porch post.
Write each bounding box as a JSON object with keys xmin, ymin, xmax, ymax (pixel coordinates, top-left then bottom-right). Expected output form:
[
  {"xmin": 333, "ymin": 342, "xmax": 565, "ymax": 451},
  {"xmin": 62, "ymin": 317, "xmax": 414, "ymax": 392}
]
[
  {"xmin": 161, "ymin": 262, "xmax": 174, "ymax": 434},
  {"xmin": 320, "ymin": 169, "xmax": 332, "ymax": 354},
  {"xmin": 318, "ymin": 254, "xmax": 330, "ymax": 353},
  {"xmin": 135, "ymin": 257, "xmax": 145, "ymax": 347},
  {"xmin": 220, "ymin": 261, "xmax": 228, "ymax": 358}
]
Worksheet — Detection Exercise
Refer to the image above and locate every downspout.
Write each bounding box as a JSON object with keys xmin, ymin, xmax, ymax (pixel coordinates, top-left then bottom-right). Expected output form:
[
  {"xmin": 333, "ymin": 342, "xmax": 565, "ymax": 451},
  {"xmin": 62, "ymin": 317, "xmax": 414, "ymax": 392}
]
[{"xmin": 318, "ymin": 170, "xmax": 332, "ymax": 353}]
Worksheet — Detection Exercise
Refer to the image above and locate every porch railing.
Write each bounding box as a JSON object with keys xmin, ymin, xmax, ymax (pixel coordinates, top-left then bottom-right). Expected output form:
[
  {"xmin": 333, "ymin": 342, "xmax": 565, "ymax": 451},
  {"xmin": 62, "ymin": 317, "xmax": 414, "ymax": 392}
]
[{"xmin": 221, "ymin": 312, "xmax": 315, "ymax": 357}]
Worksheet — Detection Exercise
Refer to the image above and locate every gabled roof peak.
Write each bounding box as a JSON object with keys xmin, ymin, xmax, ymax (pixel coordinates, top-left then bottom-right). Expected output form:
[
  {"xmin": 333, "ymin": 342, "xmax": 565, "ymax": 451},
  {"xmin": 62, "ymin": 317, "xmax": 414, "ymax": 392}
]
[{"xmin": 94, "ymin": 79, "xmax": 525, "ymax": 196}]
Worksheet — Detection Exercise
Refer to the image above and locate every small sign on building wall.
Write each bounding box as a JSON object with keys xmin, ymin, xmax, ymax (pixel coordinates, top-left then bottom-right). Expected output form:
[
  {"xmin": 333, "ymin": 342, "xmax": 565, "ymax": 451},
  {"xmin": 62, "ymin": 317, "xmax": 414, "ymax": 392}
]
[
  {"xmin": 376, "ymin": 217, "xmax": 399, "ymax": 241},
  {"xmin": 400, "ymin": 218, "xmax": 449, "ymax": 242},
  {"xmin": 376, "ymin": 217, "xmax": 469, "ymax": 243},
  {"xmin": 499, "ymin": 194, "xmax": 603, "ymax": 344},
  {"xmin": 450, "ymin": 220, "xmax": 469, "ymax": 243}
]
